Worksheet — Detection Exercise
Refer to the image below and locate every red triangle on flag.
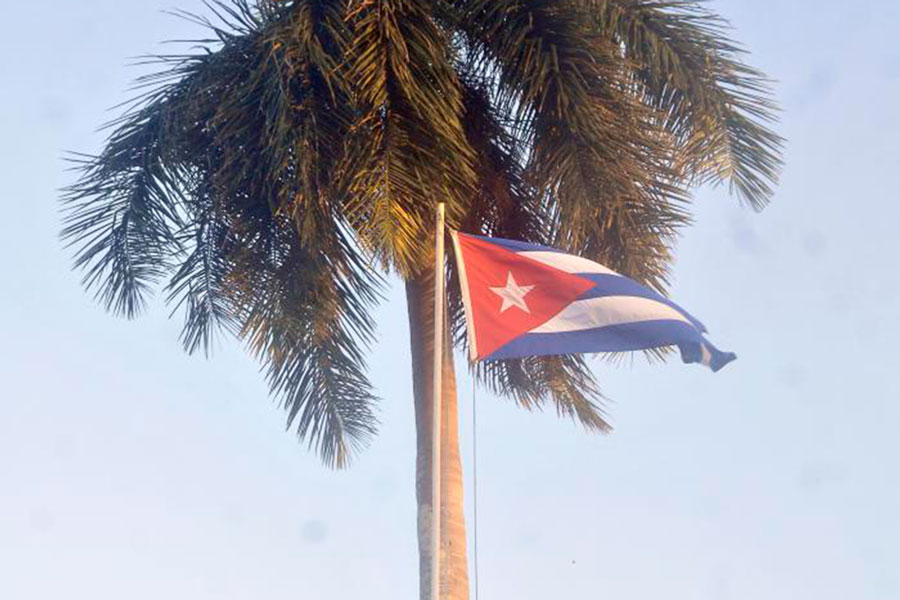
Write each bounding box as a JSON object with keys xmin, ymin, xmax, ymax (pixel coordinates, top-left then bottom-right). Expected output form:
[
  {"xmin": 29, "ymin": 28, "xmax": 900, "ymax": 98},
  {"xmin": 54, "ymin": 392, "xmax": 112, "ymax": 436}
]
[{"xmin": 453, "ymin": 233, "xmax": 597, "ymax": 359}]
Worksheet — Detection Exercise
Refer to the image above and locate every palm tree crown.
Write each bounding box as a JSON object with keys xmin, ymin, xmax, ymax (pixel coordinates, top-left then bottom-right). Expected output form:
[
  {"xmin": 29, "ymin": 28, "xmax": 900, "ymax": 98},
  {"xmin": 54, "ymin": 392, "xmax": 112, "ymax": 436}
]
[{"xmin": 62, "ymin": 0, "xmax": 782, "ymax": 468}]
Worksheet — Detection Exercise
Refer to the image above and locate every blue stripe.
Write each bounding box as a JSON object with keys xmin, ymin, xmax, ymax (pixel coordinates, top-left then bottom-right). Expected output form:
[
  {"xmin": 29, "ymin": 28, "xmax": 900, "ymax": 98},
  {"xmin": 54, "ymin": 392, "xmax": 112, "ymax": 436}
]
[
  {"xmin": 679, "ymin": 339, "xmax": 736, "ymax": 373},
  {"xmin": 466, "ymin": 233, "xmax": 562, "ymax": 254},
  {"xmin": 573, "ymin": 274, "xmax": 707, "ymax": 333},
  {"xmin": 485, "ymin": 320, "xmax": 736, "ymax": 372}
]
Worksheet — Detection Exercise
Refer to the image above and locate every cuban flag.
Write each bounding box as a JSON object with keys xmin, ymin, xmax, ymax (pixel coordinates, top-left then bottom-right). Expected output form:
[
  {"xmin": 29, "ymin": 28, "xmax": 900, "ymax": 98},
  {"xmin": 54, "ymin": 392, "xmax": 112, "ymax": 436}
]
[{"xmin": 450, "ymin": 231, "xmax": 736, "ymax": 372}]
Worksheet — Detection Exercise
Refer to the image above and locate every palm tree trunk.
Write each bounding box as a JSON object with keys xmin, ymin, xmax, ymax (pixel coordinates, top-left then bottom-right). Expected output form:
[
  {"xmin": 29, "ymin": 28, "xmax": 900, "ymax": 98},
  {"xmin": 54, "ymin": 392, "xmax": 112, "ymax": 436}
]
[{"xmin": 406, "ymin": 268, "xmax": 469, "ymax": 600}]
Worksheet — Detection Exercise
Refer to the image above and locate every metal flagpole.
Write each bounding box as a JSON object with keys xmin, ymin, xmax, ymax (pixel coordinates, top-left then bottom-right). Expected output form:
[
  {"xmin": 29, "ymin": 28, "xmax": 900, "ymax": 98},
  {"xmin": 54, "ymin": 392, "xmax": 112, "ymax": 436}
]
[{"xmin": 431, "ymin": 202, "xmax": 446, "ymax": 600}]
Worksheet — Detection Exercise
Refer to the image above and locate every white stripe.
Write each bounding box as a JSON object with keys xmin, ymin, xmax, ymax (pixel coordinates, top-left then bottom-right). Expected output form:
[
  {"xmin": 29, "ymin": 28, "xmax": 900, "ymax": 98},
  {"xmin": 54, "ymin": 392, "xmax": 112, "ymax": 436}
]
[
  {"xmin": 518, "ymin": 251, "xmax": 620, "ymax": 276},
  {"xmin": 531, "ymin": 295, "xmax": 691, "ymax": 334}
]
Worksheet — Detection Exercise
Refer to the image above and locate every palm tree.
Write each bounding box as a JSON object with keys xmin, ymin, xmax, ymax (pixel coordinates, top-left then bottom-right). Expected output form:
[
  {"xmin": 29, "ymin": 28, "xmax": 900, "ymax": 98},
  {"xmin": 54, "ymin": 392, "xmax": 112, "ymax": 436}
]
[{"xmin": 61, "ymin": 1, "xmax": 781, "ymax": 598}]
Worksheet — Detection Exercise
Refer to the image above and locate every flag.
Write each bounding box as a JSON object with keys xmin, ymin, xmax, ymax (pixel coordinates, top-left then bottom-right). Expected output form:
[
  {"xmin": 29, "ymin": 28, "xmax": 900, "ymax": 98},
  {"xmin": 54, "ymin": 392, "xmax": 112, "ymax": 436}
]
[{"xmin": 450, "ymin": 231, "xmax": 736, "ymax": 371}]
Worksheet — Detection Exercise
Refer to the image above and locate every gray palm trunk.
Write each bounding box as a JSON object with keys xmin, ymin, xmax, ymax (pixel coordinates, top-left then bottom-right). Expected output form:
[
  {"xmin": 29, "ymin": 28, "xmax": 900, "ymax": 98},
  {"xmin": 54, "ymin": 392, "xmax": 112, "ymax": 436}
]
[{"xmin": 407, "ymin": 269, "xmax": 470, "ymax": 600}]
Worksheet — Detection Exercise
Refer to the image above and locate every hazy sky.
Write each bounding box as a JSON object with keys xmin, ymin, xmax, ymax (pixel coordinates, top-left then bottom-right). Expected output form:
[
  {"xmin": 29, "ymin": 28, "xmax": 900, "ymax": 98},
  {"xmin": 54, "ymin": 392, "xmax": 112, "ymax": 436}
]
[{"xmin": 1, "ymin": 1, "xmax": 898, "ymax": 598}]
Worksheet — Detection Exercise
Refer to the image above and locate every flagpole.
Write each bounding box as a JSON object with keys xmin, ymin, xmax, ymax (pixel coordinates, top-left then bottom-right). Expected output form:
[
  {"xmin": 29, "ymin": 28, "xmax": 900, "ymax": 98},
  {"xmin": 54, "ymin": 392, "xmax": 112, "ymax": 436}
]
[{"xmin": 431, "ymin": 202, "xmax": 446, "ymax": 600}]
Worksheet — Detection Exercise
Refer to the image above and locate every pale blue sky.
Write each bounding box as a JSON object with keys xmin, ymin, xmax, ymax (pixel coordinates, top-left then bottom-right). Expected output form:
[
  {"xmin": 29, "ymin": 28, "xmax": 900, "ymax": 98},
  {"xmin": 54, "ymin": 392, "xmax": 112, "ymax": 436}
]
[{"xmin": 1, "ymin": 1, "xmax": 898, "ymax": 598}]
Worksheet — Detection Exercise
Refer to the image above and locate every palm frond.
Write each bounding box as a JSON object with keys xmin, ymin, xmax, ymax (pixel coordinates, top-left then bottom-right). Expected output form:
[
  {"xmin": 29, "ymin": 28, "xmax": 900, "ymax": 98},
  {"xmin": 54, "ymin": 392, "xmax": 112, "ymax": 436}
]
[
  {"xmin": 60, "ymin": 123, "xmax": 187, "ymax": 319},
  {"xmin": 234, "ymin": 214, "xmax": 383, "ymax": 469},
  {"xmin": 473, "ymin": 354, "xmax": 611, "ymax": 432},
  {"xmin": 344, "ymin": 0, "xmax": 477, "ymax": 275},
  {"xmin": 164, "ymin": 176, "xmax": 239, "ymax": 356},
  {"xmin": 62, "ymin": 0, "xmax": 384, "ymax": 467},
  {"xmin": 593, "ymin": 0, "xmax": 783, "ymax": 208}
]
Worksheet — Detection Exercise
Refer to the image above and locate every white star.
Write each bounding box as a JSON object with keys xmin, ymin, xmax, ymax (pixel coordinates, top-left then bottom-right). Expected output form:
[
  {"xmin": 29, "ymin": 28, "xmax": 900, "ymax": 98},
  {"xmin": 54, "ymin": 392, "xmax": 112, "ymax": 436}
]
[{"xmin": 489, "ymin": 272, "xmax": 535, "ymax": 314}]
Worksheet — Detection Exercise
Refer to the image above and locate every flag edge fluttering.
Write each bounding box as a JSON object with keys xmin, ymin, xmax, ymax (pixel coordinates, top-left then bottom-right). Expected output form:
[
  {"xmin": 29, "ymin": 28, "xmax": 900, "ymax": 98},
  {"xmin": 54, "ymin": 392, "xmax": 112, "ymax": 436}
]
[{"xmin": 450, "ymin": 230, "xmax": 736, "ymax": 372}]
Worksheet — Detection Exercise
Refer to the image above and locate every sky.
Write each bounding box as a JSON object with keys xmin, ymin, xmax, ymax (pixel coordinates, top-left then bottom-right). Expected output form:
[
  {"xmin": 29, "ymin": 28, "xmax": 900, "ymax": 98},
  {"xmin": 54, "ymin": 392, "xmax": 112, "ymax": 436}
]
[{"xmin": 1, "ymin": 1, "xmax": 898, "ymax": 598}]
